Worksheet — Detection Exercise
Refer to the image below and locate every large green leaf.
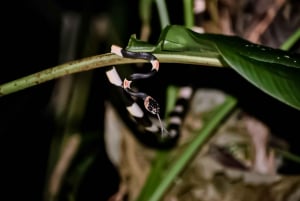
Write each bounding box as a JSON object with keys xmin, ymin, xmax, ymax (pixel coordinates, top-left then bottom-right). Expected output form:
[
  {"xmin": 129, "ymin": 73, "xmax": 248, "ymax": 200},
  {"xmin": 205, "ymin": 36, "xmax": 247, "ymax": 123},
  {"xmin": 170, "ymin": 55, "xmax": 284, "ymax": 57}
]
[
  {"xmin": 214, "ymin": 37, "xmax": 300, "ymax": 110},
  {"xmin": 126, "ymin": 25, "xmax": 300, "ymax": 110}
]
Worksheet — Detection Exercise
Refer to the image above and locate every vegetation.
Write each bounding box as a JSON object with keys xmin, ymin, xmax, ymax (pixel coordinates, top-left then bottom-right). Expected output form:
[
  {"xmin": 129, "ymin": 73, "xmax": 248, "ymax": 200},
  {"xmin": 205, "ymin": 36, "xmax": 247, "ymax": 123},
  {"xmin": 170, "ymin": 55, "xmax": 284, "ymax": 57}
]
[{"xmin": 1, "ymin": 0, "xmax": 300, "ymax": 201}]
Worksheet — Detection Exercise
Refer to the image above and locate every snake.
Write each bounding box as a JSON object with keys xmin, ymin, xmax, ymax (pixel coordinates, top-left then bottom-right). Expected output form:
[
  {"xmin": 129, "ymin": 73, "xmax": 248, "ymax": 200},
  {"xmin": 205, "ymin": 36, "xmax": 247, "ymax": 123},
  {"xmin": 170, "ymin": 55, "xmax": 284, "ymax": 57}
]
[{"xmin": 106, "ymin": 45, "xmax": 193, "ymax": 144}]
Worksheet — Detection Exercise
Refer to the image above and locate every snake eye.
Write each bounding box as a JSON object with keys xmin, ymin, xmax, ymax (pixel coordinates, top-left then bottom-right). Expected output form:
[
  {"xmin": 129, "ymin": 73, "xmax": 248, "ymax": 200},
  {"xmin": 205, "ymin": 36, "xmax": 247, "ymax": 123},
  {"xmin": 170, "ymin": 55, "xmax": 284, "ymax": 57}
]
[{"xmin": 144, "ymin": 96, "xmax": 160, "ymax": 115}]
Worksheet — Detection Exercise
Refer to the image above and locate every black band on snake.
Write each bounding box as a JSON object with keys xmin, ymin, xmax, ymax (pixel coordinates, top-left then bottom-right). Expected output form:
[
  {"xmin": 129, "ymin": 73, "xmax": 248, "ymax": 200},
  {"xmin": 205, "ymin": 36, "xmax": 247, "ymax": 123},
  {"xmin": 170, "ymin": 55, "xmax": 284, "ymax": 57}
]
[
  {"xmin": 111, "ymin": 45, "xmax": 159, "ymax": 81},
  {"xmin": 107, "ymin": 45, "xmax": 193, "ymax": 140}
]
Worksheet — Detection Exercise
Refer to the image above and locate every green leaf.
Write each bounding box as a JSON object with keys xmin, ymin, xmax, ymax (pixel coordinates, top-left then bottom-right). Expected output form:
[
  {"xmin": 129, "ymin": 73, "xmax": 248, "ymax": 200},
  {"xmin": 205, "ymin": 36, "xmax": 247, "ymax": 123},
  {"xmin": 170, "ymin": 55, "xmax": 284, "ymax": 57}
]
[
  {"xmin": 126, "ymin": 25, "xmax": 300, "ymax": 110},
  {"xmin": 1, "ymin": 25, "xmax": 299, "ymax": 109},
  {"xmin": 214, "ymin": 36, "xmax": 300, "ymax": 110}
]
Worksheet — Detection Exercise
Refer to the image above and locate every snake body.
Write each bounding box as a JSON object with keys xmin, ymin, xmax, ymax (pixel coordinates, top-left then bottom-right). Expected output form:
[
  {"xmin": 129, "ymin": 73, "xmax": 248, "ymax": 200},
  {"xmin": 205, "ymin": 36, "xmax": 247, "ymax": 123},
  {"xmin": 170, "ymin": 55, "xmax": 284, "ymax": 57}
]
[{"xmin": 106, "ymin": 45, "xmax": 193, "ymax": 144}]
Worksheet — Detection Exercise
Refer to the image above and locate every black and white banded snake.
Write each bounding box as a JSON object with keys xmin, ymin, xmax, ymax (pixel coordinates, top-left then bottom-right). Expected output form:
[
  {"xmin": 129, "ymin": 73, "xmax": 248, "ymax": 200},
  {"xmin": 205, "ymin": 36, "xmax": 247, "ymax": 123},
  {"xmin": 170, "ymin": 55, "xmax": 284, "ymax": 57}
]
[{"xmin": 106, "ymin": 45, "xmax": 193, "ymax": 147}]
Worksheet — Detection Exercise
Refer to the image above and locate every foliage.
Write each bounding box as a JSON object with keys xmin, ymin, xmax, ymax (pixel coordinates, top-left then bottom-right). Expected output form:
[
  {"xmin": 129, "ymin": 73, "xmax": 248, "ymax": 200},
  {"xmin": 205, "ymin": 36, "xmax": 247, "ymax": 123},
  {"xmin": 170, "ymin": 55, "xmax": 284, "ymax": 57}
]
[{"xmin": 1, "ymin": 1, "xmax": 300, "ymax": 201}]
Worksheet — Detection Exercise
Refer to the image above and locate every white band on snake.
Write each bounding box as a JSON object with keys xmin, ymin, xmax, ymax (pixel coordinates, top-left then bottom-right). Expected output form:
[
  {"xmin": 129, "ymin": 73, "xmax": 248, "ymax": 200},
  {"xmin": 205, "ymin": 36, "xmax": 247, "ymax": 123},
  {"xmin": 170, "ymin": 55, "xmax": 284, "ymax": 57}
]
[{"xmin": 106, "ymin": 45, "xmax": 193, "ymax": 143}]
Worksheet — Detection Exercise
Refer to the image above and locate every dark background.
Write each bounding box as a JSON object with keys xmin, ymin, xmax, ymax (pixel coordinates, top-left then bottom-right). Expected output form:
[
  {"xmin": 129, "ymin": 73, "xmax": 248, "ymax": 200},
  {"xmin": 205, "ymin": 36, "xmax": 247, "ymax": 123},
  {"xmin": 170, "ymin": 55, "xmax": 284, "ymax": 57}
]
[{"xmin": 1, "ymin": 1, "xmax": 299, "ymax": 201}]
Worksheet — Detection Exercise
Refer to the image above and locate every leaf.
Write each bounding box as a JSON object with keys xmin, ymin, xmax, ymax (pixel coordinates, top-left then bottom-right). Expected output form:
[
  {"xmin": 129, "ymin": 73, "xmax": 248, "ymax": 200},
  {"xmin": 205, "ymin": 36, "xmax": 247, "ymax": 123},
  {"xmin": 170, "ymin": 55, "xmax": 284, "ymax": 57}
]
[
  {"xmin": 1, "ymin": 25, "xmax": 299, "ymax": 109},
  {"xmin": 214, "ymin": 37, "xmax": 300, "ymax": 110},
  {"xmin": 126, "ymin": 25, "xmax": 300, "ymax": 110}
]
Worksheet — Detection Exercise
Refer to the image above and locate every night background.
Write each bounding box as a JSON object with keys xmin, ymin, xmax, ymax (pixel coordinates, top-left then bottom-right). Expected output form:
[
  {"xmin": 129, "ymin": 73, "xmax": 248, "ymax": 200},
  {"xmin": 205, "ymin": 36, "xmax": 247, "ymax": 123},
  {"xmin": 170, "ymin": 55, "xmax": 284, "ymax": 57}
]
[{"xmin": 1, "ymin": 0, "xmax": 300, "ymax": 201}]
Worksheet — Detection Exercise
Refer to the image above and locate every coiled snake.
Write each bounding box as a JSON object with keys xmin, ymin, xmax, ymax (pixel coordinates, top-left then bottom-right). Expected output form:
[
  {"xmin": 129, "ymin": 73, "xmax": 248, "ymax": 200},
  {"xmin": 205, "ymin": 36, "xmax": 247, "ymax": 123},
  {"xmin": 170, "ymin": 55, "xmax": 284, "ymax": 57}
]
[{"xmin": 106, "ymin": 45, "xmax": 193, "ymax": 145}]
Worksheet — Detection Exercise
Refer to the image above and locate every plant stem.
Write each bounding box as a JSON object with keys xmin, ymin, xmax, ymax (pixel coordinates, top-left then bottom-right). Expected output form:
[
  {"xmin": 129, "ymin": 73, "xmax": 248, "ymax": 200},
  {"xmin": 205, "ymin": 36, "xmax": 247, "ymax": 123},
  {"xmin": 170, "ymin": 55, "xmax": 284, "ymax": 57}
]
[
  {"xmin": 154, "ymin": 0, "xmax": 170, "ymax": 28},
  {"xmin": 280, "ymin": 28, "xmax": 300, "ymax": 51},
  {"xmin": 183, "ymin": 0, "xmax": 194, "ymax": 28},
  {"xmin": 274, "ymin": 148, "xmax": 300, "ymax": 164},
  {"xmin": 0, "ymin": 53, "xmax": 223, "ymax": 97},
  {"xmin": 147, "ymin": 96, "xmax": 237, "ymax": 201},
  {"xmin": 135, "ymin": 86, "xmax": 180, "ymax": 201}
]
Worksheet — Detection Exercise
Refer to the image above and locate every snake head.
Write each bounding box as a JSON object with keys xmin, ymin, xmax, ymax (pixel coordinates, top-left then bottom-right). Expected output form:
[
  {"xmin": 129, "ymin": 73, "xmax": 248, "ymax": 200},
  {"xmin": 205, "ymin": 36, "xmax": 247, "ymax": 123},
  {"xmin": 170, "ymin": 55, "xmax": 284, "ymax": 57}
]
[{"xmin": 144, "ymin": 96, "xmax": 160, "ymax": 115}]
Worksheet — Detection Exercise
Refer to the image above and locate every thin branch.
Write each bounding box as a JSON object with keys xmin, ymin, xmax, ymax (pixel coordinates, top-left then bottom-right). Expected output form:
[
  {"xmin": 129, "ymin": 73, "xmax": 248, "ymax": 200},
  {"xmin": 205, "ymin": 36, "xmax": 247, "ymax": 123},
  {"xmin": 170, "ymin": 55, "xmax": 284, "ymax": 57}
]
[
  {"xmin": 280, "ymin": 28, "xmax": 300, "ymax": 51},
  {"xmin": 0, "ymin": 53, "xmax": 223, "ymax": 97},
  {"xmin": 154, "ymin": 0, "xmax": 170, "ymax": 28},
  {"xmin": 183, "ymin": 0, "xmax": 195, "ymax": 28}
]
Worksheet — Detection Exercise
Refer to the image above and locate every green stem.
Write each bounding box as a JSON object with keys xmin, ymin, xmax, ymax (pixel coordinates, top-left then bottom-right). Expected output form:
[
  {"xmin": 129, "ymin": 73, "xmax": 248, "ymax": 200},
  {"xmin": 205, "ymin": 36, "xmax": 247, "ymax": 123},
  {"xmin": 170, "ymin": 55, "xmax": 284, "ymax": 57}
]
[
  {"xmin": 274, "ymin": 148, "xmax": 300, "ymax": 164},
  {"xmin": 139, "ymin": 0, "xmax": 152, "ymax": 26},
  {"xmin": 136, "ymin": 86, "xmax": 180, "ymax": 201},
  {"xmin": 280, "ymin": 28, "xmax": 300, "ymax": 51},
  {"xmin": 183, "ymin": 0, "xmax": 194, "ymax": 28},
  {"xmin": 154, "ymin": 0, "xmax": 170, "ymax": 28},
  {"xmin": 148, "ymin": 96, "xmax": 237, "ymax": 201},
  {"xmin": 136, "ymin": 150, "xmax": 169, "ymax": 201},
  {"xmin": 0, "ymin": 53, "xmax": 223, "ymax": 97}
]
